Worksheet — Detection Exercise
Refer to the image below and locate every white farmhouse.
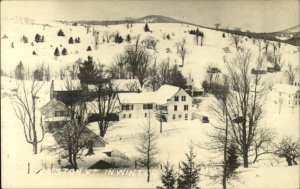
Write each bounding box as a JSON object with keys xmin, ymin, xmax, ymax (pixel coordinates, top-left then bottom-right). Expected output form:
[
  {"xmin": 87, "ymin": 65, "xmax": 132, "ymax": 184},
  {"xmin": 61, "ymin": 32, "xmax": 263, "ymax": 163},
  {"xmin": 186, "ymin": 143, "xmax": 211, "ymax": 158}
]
[
  {"xmin": 117, "ymin": 85, "xmax": 193, "ymax": 121},
  {"xmin": 273, "ymin": 84, "xmax": 300, "ymax": 108}
]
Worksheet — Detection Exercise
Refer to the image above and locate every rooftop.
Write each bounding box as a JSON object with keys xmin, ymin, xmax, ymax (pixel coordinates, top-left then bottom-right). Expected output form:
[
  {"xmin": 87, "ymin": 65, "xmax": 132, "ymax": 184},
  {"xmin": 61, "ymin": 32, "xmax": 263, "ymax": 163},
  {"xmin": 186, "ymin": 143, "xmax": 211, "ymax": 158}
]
[{"xmin": 118, "ymin": 84, "xmax": 180, "ymax": 105}]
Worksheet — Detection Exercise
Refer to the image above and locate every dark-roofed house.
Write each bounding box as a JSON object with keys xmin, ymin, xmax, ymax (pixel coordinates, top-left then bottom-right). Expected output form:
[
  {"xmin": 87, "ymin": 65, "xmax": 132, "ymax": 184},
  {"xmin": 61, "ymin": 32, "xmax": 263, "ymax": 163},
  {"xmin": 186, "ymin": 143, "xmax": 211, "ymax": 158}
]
[
  {"xmin": 50, "ymin": 80, "xmax": 83, "ymax": 106},
  {"xmin": 40, "ymin": 99, "xmax": 70, "ymax": 132}
]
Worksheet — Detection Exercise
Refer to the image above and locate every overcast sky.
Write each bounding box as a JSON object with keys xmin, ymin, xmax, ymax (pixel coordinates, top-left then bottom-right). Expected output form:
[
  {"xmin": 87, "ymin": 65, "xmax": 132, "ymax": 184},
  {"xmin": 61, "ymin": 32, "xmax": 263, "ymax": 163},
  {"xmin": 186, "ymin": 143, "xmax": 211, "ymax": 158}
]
[{"xmin": 1, "ymin": 0, "xmax": 299, "ymax": 32}]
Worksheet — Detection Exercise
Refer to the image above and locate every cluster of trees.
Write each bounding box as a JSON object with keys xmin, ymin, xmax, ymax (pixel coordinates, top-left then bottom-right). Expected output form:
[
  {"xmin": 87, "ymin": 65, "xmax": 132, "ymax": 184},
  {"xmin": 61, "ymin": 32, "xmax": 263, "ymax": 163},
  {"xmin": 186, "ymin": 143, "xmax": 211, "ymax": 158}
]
[
  {"xmin": 110, "ymin": 43, "xmax": 187, "ymax": 90},
  {"xmin": 57, "ymin": 29, "xmax": 65, "ymax": 36},
  {"xmin": 141, "ymin": 36, "xmax": 158, "ymax": 50},
  {"xmin": 200, "ymin": 50, "xmax": 288, "ymax": 189},
  {"xmin": 68, "ymin": 37, "xmax": 81, "ymax": 44},
  {"xmin": 160, "ymin": 146, "xmax": 201, "ymax": 189},
  {"xmin": 54, "ymin": 47, "xmax": 67, "ymax": 56},
  {"xmin": 114, "ymin": 33, "xmax": 123, "ymax": 43},
  {"xmin": 201, "ymin": 66, "xmax": 222, "ymax": 94},
  {"xmin": 35, "ymin": 33, "xmax": 45, "ymax": 43},
  {"xmin": 189, "ymin": 28, "xmax": 204, "ymax": 46}
]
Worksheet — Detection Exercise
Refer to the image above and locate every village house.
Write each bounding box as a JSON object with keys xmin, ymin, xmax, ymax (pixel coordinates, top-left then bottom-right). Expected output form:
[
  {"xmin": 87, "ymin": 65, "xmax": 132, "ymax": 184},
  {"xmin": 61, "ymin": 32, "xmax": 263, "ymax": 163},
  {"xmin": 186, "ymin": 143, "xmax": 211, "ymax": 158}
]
[
  {"xmin": 40, "ymin": 98, "xmax": 70, "ymax": 132},
  {"xmin": 40, "ymin": 98, "xmax": 108, "ymax": 147},
  {"xmin": 117, "ymin": 85, "xmax": 193, "ymax": 122},
  {"xmin": 273, "ymin": 83, "xmax": 300, "ymax": 108}
]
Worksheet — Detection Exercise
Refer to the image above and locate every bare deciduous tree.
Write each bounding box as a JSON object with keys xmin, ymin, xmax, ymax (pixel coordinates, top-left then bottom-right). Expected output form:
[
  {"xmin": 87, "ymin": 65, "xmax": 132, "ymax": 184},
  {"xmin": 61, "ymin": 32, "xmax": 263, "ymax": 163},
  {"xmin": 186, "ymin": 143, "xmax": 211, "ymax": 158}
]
[
  {"xmin": 285, "ymin": 64, "xmax": 298, "ymax": 85},
  {"xmin": 103, "ymin": 30, "xmax": 112, "ymax": 43},
  {"xmin": 224, "ymin": 50, "xmax": 274, "ymax": 167},
  {"xmin": 66, "ymin": 59, "xmax": 80, "ymax": 80},
  {"xmin": 176, "ymin": 39, "xmax": 188, "ymax": 66},
  {"xmin": 136, "ymin": 116, "xmax": 159, "ymax": 182},
  {"xmin": 274, "ymin": 136, "xmax": 299, "ymax": 166},
  {"xmin": 215, "ymin": 23, "xmax": 221, "ymax": 30},
  {"xmin": 123, "ymin": 45, "xmax": 152, "ymax": 87},
  {"xmin": 11, "ymin": 80, "xmax": 46, "ymax": 154},
  {"xmin": 49, "ymin": 81, "xmax": 97, "ymax": 170},
  {"xmin": 230, "ymin": 35, "xmax": 241, "ymax": 51}
]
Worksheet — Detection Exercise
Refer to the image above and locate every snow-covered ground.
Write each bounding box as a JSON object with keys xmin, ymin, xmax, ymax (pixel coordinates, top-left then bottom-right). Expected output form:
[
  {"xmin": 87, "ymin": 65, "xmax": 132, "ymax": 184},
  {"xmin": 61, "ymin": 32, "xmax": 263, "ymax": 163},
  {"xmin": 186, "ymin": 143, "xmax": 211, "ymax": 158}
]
[{"xmin": 1, "ymin": 17, "xmax": 299, "ymax": 188}]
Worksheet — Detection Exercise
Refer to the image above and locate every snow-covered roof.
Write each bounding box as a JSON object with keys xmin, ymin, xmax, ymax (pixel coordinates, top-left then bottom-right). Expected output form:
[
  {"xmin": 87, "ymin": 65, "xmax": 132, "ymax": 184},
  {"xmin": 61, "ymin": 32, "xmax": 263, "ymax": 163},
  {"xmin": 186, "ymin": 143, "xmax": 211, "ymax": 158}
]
[
  {"xmin": 44, "ymin": 117, "xmax": 70, "ymax": 122},
  {"xmin": 52, "ymin": 80, "xmax": 82, "ymax": 91},
  {"xmin": 155, "ymin": 85, "xmax": 180, "ymax": 104},
  {"xmin": 118, "ymin": 84, "xmax": 180, "ymax": 105},
  {"xmin": 40, "ymin": 99, "xmax": 69, "ymax": 115},
  {"xmin": 111, "ymin": 79, "xmax": 141, "ymax": 92},
  {"xmin": 273, "ymin": 84, "xmax": 300, "ymax": 94}
]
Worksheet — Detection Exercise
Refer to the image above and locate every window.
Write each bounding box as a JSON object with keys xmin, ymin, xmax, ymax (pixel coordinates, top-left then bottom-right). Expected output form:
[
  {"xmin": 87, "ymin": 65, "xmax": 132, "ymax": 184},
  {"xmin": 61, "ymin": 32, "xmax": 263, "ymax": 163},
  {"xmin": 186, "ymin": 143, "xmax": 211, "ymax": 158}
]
[
  {"xmin": 145, "ymin": 113, "xmax": 147, "ymax": 117},
  {"xmin": 182, "ymin": 96, "xmax": 186, "ymax": 101},
  {"xmin": 184, "ymin": 105, "xmax": 188, "ymax": 111},
  {"xmin": 173, "ymin": 114, "xmax": 176, "ymax": 120},
  {"xmin": 174, "ymin": 96, "xmax": 179, "ymax": 101},
  {"xmin": 143, "ymin": 104, "xmax": 153, "ymax": 110},
  {"xmin": 122, "ymin": 104, "xmax": 133, "ymax": 111},
  {"xmin": 185, "ymin": 114, "xmax": 188, "ymax": 120},
  {"xmin": 129, "ymin": 114, "xmax": 131, "ymax": 118},
  {"xmin": 174, "ymin": 105, "xmax": 177, "ymax": 111},
  {"xmin": 161, "ymin": 106, "xmax": 168, "ymax": 111},
  {"xmin": 123, "ymin": 114, "xmax": 126, "ymax": 119},
  {"xmin": 178, "ymin": 114, "xmax": 182, "ymax": 119},
  {"xmin": 55, "ymin": 111, "xmax": 66, "ymax": 117}
]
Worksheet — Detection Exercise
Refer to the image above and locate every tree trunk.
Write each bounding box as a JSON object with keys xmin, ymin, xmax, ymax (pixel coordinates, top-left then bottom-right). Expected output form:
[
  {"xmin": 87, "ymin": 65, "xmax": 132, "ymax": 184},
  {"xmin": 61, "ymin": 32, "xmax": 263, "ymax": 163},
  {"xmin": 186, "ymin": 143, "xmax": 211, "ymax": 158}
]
[
  {"xmin": 222, "ymin": 107, "xmax": 228, "ymax": 189},
  {"xmin": 286, "ymin": 157, "xmax": 293, "ymax": 166},
  {"xmin": 147, "ymin": 167, "xmax": 150, "ymax": 182},
  {"xmin": 73, "ymin": 154, "xmax": 78, "ymax": 170},
  {"xmin": 33, "ymin": 142, "xmax": 38, "ymax": 154},
  {"xmin": 243, "ymin": 152, "xmax": 249, "ymax": 168}
]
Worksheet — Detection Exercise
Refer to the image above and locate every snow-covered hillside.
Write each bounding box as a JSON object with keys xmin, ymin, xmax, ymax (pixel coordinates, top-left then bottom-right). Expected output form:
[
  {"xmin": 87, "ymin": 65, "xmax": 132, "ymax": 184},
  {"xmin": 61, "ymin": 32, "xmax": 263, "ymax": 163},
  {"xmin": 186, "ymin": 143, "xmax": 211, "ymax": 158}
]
[
  {"xmin": 1, "ymin": 19, "xmax": 299, "ymax": 87},
  {"xmin": 1, "ymin": 18, "xmax": 299, "ymax": 188}
]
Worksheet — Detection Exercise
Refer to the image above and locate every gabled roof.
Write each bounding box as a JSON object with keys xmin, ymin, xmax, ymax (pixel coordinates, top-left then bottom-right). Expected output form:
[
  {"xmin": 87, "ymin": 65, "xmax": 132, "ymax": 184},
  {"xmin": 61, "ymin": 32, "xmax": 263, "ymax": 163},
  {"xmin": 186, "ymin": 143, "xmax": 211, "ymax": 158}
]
[
  {"xmin": 52, "ymin": 80, "xmax": 82, "ymax": 91},
  {"xmin": 118, "ymin": 84, "xmax": 181, "ymax": 105},
  {"xmin": 273, "ymin": 84, "xmax": 300, "ymax": 94},
  {"xmin": 40, "ymin": 99, "xmax": 69, "ymax": 115},
  {"xmin": 111, "ymin": 79, "xmax": 141, "ymax": 92}
]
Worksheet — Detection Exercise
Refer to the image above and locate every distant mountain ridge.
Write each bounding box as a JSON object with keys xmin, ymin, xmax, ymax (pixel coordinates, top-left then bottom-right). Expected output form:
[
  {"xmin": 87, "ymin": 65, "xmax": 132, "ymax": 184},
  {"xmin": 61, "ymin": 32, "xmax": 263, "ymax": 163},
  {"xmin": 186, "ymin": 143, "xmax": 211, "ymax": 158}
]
[{"xmin": 69, "ymin": 15, "xmax": 300, "ymax": 46}]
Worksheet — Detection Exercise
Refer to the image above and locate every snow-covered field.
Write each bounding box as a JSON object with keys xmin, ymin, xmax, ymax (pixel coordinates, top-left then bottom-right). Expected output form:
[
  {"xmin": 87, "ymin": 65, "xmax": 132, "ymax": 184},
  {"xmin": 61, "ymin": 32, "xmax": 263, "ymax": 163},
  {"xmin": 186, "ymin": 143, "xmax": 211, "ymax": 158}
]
[{"xmin": 1, "ymin": 17, "xmax": 299, "ymax": 188}]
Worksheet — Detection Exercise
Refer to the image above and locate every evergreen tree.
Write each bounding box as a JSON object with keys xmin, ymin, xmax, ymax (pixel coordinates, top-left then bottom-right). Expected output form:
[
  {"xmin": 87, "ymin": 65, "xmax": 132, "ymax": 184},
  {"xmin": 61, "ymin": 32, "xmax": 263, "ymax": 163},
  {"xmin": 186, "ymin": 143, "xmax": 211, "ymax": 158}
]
[
  {"xmin": 166, "ymin": 34, "xmax": 171, "ymax": 40},
  {"xmin": 225, "ymin": 143, "xmax": 240, "ymax": 179},
  {"xmin": 57, "ymin": 29, "xmax": 65, "ymax": 36},
  {"xmin": 69, "ymin": 37, "xmax": 74, "ymax": 44},
  {"xmin": 22, "ymin": 35, "xmax": 28, "ymax": 43},
  {"xmin": 54, "ymin": 47, "xmax": 60, "ymax": 56},
  {"xmin": 41, "ymin": 35, "xmax": 45, "ymax": 42},
  {"xmin": 33, "ymin": 68, "xmax": 44, "ymax": 81},
  {"xmin": 77, "ymin": 37, "xmax": 81, "ymax": 43},
  {"xmin": 15, "ymin": 61, "xmax": 25, "ymax": 80},
  {"xmin": 161, "ymin": 162, "xmax": 177, "ymax": 189},
  {"xmin": 118, "ymin": 36, "xmax": 123, "ymax": 43},
  {"xmin": 62, "ymin": 48, "xmax": 68, "ymax": 55},
  {"xmin": 32, "ymin": 51, "xmax": 36, "ymax": 55},
  {"xmin": 144, "ymin": 23, "xmax": 150, "ymax": 32},
  {"xmin": 114, "ymin": 33, "xmax": 120, "ymax": 43},
  {"xmin": 35, "ymin": 33, "xmax": 41, "ymax": 43},
  {"xmin": 87, "ymin": 46, "xmax": 92, "ymax": 51},
  {"xmin": 177, "ymin": 145, "xmax": 200, "ymax": 189},
  {"xmin": 170, "ymin": 65, "xmax": 187, "ymax": 89},
  {"xmin": 77, "ymin": 56, "xmax": 106, "ymax": 85},
  {"xmin": 126, "ymin": 34, "xmax": 131, "ymax": 43},
  {"xmin": 222, "ymin": 33, "xmax": 226, "ymax": 38}
]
